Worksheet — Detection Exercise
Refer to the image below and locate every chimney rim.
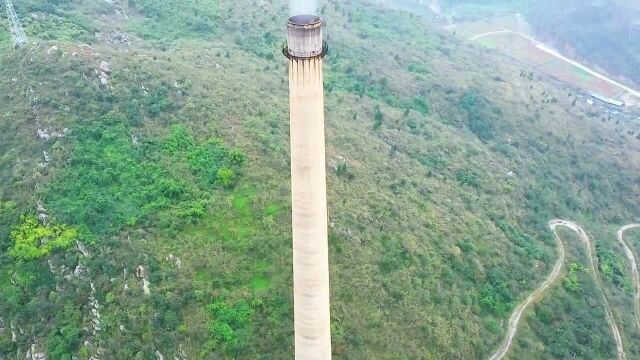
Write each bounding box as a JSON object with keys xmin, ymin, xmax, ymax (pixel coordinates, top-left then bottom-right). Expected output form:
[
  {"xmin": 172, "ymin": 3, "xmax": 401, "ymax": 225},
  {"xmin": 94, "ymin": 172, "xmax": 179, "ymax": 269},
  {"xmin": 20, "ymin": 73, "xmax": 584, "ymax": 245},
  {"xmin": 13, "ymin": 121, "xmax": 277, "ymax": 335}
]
[{"xmin": 288, "ymin": 14, "xmax": 321, "ymax": 27}]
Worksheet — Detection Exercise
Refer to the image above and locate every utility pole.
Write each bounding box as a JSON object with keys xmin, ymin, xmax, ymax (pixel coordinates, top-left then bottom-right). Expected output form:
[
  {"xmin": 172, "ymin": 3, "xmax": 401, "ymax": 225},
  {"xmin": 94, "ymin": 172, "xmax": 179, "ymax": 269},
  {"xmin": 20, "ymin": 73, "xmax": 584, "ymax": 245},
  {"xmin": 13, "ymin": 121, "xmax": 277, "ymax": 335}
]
[{"xmin": 5, "ymin": 0, "xmax": 27, "ymax": 48}]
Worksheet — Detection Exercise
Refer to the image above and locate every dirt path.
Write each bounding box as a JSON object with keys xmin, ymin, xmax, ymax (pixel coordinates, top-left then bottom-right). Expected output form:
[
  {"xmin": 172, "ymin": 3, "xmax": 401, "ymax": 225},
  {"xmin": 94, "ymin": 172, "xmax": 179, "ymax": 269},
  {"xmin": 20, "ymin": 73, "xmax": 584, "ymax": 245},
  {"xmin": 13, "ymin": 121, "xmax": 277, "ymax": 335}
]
[
  {"xmin": 489, "ymin": 220, "xmax": 626, "ymax": 360},
  {"xmin": 487, "ymin": 220, "xmax": 566, "ymax": 360},
  {"xmin": 469, "ymin": 30, "xmax": 640, "ymax": 100},
  {"xmin": 617, "ymin": 224, "xmax": 640, "ymax": 330}
]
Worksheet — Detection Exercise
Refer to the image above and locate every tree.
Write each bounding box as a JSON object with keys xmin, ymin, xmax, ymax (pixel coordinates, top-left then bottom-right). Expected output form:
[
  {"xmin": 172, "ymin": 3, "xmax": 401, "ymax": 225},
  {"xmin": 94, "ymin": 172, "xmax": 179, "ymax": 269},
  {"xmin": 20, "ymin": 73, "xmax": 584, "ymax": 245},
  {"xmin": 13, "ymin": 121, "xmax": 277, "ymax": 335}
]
[
  {"xmin": 217, "ymin": 167, "xmax": 236, "ymax": 188},
  {"xmin": 373, "ymin": 106, "xmax": 383, "ymax": 130},
  {"xmin": 9, "ymin": 216, "xmax": 77, "ymax": 260}
]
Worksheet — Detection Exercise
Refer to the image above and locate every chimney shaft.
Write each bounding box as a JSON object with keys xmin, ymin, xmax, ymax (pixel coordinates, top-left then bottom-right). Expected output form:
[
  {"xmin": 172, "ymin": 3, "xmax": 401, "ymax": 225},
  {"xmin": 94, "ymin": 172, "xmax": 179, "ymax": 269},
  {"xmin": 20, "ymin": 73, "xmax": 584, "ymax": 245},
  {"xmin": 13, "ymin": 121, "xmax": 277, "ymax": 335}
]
[{"xmin": 285, "ymin": 15, "xmax": 331, "ymax": 359}]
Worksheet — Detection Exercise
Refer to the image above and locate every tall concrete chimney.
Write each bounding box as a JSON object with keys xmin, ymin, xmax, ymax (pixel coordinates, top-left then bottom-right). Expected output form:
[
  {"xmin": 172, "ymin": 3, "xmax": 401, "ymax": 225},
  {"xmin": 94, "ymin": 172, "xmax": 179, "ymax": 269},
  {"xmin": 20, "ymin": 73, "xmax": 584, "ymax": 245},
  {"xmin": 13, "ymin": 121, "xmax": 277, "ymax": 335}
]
[{"xmin": 284, "ymin": 14, "xmax": 331, "ymax": 359}]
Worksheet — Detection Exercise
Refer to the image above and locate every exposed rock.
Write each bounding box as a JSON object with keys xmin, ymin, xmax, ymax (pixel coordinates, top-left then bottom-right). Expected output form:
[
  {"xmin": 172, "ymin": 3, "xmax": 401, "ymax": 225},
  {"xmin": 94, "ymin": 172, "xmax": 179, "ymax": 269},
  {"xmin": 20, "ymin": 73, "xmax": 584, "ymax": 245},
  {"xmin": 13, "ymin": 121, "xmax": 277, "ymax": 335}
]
[
  {"xmin": 136, "ymin": 265, "xmax": 151, "ymax": 295},
  {"xmin": 74, "ymin": 264, "xmax": 87, "ymax": 278},
  {"xmin": 47, "ymin": 46, "xmax": 58, "ymax": 55},
  {"xmin": 77, "ymin": 242, "xmax": 90, "ymax": 257},
  {"xmin": 95, "ymin": 61, "xmax": 111, "ymax": 87},
  {"xmin": 136, "ymin": 265, "xmax": 146, "ymax": 278},
  {"xmin": 450, "ymin": 246, "xmax": 462, "ymax": 256},
  {"xmin": 37, "ymin": 200, "xmax": 49, "ymax": 224},
  {"xmin": 155, "ymin": 350, "xmax": 164, "ymax": 360},
  {"xmin": 98, "ymin": 60, "xmax": 111, "ymax": 74},
  {"xmin": 123, "ymin": 268, "xmax": 129, "ymax": 290},
  {"xmin": 142, "ymin": 278, "xmax": 151, "ymax": 295},
  {"xmin": 104, "ymin": 0, "xmax": 128, "ymax": 18},
  {"xmin": 36, "ymin": 128, "xmax": 68, "ymax": 141},
  {"xmin": 167, "ymin": 254, "xmax": 182, "ymax": 269},
  {"xmin": 99, "ymin": 72, "xmax": 109, "ymax": 86},
  {"xmin": 88, "ymin": 280, "xmax": 102, "ymax": 334},
  {"xmin": 29, "ymin": 12, "xmax": 46, "ymax": 20},
  {"xmin": 173, "ymin": 343, "xmax": 187, "ymax": 360},
  {"xmin": 28, "ymin": 344, "xmax": 47, "ymax": 360},
  {"xmin": 101, "ymin": 29, "xmax": 139, "ymax": 46}
]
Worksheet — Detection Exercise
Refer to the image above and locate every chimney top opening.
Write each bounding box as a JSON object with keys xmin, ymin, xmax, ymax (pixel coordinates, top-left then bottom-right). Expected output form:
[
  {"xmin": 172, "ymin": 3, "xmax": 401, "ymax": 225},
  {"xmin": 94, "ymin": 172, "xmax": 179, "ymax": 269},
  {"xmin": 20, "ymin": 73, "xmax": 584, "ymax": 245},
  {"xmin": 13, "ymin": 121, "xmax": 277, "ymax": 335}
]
[{"xmin": 288, "ymin": 14, "xmax": 321, "ymax": 26}]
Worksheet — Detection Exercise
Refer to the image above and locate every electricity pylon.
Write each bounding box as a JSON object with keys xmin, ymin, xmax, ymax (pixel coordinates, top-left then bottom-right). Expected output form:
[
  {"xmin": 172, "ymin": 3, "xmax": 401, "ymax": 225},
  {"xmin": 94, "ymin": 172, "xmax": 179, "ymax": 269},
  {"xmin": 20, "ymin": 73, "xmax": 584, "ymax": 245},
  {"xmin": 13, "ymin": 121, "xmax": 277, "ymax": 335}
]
[{"xmin": 5, "ymin": 0, "xmax": 27, "ymax": 48}]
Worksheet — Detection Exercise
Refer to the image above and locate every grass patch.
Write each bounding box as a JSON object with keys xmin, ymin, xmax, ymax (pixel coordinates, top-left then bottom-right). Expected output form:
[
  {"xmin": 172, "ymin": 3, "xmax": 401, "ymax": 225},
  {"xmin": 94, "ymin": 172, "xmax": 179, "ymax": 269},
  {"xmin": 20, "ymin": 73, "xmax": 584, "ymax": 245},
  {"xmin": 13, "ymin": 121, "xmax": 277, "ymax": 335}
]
[
  {"xmin": 250, "ymin": 276, "xmax": 271, "ymax": 292},
  {"xmin": 126, "ymin": 0, "xmax": 218, "ymax": 41}
]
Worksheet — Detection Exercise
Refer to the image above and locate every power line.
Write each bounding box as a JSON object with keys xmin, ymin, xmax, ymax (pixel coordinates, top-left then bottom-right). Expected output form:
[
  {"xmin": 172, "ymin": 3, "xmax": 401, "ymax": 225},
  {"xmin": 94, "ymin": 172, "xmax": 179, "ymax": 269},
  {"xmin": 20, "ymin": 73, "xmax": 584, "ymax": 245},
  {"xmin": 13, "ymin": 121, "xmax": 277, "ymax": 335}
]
[{"xmin": 5, "ymin": 0, "xmax": 27, "ymax": 48}]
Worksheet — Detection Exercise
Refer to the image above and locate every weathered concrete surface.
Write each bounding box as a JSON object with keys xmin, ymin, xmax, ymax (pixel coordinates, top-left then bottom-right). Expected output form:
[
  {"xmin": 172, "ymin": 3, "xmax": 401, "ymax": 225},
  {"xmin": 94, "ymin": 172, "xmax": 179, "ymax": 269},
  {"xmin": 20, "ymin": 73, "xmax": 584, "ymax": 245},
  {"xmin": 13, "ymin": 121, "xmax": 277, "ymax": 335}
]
[{"xmin": 288, "ymin": 56, "xmax": 331, "ymax": 359}]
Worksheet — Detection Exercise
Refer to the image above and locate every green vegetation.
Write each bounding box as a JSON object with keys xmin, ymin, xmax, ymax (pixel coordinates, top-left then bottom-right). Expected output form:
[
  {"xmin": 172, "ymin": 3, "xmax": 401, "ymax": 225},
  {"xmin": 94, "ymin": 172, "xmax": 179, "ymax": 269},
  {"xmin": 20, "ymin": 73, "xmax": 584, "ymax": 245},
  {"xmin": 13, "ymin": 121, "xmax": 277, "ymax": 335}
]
[
  {"xmin": 127, "ymin": 0, "xmax": 218, "ymax": 41},
  {"xmin": 460, "ymin": 89, "xmax": 498, "ymax": 142},
  {"xmin": 46, "ymin": 303, "xmax": 83, "ymax": 360},
  {"xmin": 512, "ymin": 229, "xmax": 624, "ymax": 358},
  {"xmin": 206, "ymin": 298, "xmax": 254, "ymax": 354},
  {"xmin": 0, "ymin": 20, "xmax": 10, "ymax": 46},
  {"xmin": 2, "ymin": 0, "xmax": 640, "ymax": 359},
  {"xmin": 45, "ymin": 118, "xmax": 244, "ymax": 237},
  {"xmin": 563, "ymin": 262, "xmax": 584, "ymax": 292},
  {"xmin": 596, "ymin": 243, "xmax": 630, "ymax": 291},
  {"xmin": 9, "ymin": 216, "xmax": 77, "ymax": 260},
  {"xmin": 478, "ymin": 269, "xmax": 513, "ymax": 317},
  {"xmin": 23, "ymin": 14, "xmax": 95, "ymax": 42}
]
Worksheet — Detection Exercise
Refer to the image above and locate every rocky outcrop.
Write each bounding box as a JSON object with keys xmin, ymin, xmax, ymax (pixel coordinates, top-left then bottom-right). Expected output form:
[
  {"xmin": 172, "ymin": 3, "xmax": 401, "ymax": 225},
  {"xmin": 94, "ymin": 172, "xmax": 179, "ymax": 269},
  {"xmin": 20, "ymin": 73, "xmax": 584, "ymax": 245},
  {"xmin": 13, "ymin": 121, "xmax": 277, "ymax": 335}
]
[
  {"xmin": 37, "ymin": 200, "xmax": 48, "ymax": 224},
  {"xmin": 136, "ymin": 265, "xmax": 151, "ymax": 295},
  {"xmin": 101, "ymin": 29, "xmax": 140, "ymax": 46},
  {"xmin": 97, "ymin": 61, "xmax": 111, "ymax": 87},
  {"xmin": 36, "ymin": 127, "xmax": 68, "ymax": 141}
]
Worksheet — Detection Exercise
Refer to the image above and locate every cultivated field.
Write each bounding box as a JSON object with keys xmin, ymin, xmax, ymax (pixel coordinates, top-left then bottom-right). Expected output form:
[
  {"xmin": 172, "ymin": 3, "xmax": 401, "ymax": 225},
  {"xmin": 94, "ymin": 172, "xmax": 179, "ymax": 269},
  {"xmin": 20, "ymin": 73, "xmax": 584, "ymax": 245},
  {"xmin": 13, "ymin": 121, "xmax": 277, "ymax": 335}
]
[{"xmin": 467, "ymin": 29, "xmax": 638, "ymax": 106}]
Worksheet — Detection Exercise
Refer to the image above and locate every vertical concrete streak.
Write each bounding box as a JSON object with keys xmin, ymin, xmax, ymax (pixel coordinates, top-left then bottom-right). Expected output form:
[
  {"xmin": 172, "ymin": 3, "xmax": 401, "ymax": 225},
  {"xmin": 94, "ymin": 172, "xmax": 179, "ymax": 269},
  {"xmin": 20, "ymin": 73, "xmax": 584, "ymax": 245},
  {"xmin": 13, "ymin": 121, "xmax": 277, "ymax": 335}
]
[{"xmin": 289, "ymin": 57, "xmax": 332, "ymax": 359}]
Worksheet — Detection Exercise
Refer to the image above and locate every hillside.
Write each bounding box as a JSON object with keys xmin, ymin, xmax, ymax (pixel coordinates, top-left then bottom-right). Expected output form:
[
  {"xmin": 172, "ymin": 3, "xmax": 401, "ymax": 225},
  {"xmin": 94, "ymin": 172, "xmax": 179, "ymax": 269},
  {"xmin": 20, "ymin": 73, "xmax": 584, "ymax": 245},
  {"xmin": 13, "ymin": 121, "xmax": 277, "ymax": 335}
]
[
  {"xmin": 2, "ymin": 0, "xmax": 640, "ymax": 359},
  {"xmin": 523, "ymin": 0, "xmax": 640, "ymax": 88},
  {"xmin": 440, "ymin": 0, "xmax": 640, "ymax": 88}
]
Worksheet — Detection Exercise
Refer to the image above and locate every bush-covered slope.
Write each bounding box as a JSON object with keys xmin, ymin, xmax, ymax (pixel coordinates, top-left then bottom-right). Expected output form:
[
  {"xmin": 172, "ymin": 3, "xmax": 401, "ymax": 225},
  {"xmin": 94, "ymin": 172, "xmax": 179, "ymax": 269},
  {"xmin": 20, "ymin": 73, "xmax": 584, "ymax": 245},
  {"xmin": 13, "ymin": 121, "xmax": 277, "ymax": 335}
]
[{"xmin": 2, "ymin": 0, "xmax": 640, "ymax": 359}]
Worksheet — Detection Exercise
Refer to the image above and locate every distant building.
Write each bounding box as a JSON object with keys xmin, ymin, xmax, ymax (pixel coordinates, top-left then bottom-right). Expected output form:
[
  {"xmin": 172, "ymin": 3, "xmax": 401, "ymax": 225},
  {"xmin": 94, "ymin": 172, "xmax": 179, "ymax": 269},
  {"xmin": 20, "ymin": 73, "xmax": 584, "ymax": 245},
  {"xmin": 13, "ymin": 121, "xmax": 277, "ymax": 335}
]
[{"xmin": 590, "ymin": 93, "xmax": 625, "ymax": 107}]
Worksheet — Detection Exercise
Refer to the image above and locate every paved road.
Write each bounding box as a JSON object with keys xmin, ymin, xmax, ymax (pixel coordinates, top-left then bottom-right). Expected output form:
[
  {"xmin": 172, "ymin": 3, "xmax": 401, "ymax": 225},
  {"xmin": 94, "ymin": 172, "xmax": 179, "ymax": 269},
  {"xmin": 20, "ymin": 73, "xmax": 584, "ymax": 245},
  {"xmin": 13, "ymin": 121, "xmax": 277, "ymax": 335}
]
[
  {"xmin": 470, "ymin": 30, "xmax": 640, "ymax": 100},
  {"xmin": 489, "ymin": 220, "xmax": 626, "ymax": 360}
]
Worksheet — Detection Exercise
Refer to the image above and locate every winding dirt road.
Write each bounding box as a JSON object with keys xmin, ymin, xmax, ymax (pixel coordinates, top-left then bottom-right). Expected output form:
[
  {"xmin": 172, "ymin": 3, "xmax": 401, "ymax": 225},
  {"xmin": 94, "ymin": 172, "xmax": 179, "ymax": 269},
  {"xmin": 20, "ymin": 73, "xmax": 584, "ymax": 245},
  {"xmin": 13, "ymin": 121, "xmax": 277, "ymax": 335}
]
[
  {"xmin": 489, "ymin": 220, "xmax": 626, "ymax": 360},
  {"xmin": 487, "ymin": 220, "xmax": 565, "ymax": 360},
  {"xmin": 617, "ymin": 224, "xmax": 640, "ymax": 330}
]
